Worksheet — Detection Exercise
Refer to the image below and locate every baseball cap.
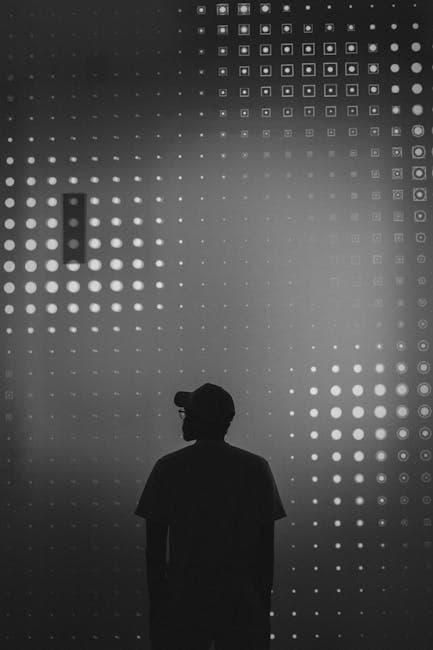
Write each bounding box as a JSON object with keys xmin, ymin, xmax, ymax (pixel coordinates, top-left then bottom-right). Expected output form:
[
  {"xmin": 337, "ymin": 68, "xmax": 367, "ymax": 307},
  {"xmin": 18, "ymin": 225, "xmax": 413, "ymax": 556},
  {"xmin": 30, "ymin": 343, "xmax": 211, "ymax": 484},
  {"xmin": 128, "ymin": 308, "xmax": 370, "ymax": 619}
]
[{"xmin": 174, "ymin": 382, "xmax": 235, "ymax": 425}]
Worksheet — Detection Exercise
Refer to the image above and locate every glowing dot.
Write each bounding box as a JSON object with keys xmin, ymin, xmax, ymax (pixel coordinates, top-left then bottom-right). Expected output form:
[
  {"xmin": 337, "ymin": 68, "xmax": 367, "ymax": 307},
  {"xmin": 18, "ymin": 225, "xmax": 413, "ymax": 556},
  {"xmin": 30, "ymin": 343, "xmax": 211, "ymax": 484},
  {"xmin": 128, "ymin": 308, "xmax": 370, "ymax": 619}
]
[
  {"xmin": 396, "ymin": 383, "xmax": 409, "ymax": 396},
  {"xmin": 374, "ymin": 405, "xmax": 387, "ymax": 418},
  {"xmin": 396, "ymin": 404, "xmax": 409, "ymax": 418}
]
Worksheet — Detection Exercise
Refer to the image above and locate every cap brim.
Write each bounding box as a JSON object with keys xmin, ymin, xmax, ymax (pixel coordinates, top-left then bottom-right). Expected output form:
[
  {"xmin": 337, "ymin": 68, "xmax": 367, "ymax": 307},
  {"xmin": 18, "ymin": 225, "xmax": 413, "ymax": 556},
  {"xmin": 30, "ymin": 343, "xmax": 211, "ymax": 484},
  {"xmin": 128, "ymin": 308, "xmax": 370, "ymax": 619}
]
[{"xmin": 174, "ymin": 391, "xmax": 192, "ymax": 408}]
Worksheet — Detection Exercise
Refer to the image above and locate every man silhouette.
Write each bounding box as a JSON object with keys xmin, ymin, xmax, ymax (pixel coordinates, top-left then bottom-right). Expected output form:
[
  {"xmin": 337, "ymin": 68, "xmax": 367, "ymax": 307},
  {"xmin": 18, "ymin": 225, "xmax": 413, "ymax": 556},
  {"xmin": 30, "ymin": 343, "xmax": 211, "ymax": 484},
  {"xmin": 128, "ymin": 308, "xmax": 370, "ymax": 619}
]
[{"xmin": 134, "ymin": 383, "xmax": 286, "ymax": 649}]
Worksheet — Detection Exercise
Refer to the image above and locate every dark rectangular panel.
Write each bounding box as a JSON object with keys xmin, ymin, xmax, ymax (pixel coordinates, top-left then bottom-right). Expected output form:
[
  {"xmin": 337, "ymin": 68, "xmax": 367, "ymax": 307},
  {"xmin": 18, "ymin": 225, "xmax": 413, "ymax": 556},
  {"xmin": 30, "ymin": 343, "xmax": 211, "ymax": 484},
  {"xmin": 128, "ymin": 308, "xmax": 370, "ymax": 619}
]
[{"xmin": 63, "ymin": 193, "xmax": 86, "ymax": 264}]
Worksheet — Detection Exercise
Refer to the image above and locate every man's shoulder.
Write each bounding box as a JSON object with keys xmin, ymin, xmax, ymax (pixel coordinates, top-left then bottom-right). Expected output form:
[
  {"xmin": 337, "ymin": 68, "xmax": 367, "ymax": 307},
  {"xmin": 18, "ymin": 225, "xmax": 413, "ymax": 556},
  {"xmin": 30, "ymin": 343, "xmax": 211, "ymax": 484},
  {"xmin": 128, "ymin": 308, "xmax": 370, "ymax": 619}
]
[
  {"xmin": 159, "ymin": 443, "xmax": 267, "ymax": 471},
  {"xmin": 225, "ymin": 444, "xmax": 268, "ymax": 470}
]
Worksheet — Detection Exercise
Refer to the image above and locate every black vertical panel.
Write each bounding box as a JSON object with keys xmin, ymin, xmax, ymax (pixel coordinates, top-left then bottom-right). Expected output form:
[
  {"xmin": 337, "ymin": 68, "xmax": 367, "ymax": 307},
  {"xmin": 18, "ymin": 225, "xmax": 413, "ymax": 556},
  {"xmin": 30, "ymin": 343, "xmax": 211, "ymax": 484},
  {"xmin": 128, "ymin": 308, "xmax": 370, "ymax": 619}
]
[{"xmin": 63, "ymin": 193, "xmax": 86, "ymax": 264}]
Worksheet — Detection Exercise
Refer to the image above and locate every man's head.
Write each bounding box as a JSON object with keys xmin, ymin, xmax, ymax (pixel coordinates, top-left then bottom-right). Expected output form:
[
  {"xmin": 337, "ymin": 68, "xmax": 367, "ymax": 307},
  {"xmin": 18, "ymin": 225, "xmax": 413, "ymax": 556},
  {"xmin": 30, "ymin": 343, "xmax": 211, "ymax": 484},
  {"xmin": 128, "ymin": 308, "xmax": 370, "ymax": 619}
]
[{"xmin": 174, "ymin": 383, "xmax": 235, "ymax": 442}]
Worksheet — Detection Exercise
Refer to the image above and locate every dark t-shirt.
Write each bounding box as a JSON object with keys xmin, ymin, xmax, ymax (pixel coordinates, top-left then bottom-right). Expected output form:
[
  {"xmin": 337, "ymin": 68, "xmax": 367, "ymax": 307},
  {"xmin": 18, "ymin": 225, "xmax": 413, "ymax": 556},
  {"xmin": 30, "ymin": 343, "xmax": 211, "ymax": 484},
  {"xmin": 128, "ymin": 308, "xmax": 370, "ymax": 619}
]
[{"xmin": 134, "ymin": 439, "xmax": 286, "ymax": 630}]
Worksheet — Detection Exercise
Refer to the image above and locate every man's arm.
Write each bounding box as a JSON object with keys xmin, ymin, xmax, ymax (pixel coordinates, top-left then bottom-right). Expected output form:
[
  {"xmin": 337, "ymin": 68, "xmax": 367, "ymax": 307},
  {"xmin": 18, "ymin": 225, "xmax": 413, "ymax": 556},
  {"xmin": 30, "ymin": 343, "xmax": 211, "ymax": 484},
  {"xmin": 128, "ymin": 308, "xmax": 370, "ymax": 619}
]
[
  {"xmin": 257, "ymin": 521, "xmax": 274, "ymax": 613},
  {"xmin": 146, "ymin": 519, "xmax": 169, "ymax": 606}
]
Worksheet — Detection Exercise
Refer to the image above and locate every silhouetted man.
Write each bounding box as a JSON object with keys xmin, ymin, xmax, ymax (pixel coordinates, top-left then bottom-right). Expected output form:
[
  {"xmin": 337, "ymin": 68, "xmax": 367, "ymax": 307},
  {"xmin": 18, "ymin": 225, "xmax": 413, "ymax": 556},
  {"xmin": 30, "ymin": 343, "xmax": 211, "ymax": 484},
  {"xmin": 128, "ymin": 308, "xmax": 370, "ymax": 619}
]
[{"xmin": 134, "ymin": 382, "xmax": 286, "ymax": 649}]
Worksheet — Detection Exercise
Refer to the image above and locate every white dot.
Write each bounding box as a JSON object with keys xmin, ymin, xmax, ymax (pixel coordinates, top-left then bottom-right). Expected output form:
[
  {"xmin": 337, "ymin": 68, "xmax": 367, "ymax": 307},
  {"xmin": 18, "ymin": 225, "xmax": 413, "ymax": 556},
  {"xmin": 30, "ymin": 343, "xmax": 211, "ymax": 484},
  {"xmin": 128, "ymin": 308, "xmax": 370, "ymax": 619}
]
[
  {"xmin": 374, "ymin": 384, "xmax": 386, "ymax": 397},
  {"xmin": 352, "ymin": 406, "xmax": 364, "ymax": 419},
  {"xmin": 374, "ymin": 405, "xmax": 387, "ymax": 418},
  {"xmin": 396, "ymin": 383, "xmax": 409, "ymax": 396}
]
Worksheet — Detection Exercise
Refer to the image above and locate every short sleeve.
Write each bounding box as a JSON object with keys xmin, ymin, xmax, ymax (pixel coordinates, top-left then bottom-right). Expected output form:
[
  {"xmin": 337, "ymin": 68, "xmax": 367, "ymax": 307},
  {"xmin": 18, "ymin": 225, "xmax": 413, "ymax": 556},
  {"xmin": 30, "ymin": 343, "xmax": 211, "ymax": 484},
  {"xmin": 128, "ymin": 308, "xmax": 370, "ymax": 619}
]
[
  {"xmin": 134, "ymin": 459, "xmax": 171, "ymax": 523},
  {"xmin": 258, "ymin": 461, "xmax": 287, "ymax": 524}
]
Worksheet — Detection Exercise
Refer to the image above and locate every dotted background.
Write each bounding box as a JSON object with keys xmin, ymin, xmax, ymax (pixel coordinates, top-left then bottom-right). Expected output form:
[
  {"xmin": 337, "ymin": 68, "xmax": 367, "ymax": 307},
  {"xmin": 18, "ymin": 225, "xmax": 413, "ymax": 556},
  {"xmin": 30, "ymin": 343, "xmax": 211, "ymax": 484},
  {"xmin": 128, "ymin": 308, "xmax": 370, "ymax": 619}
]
[{"xmin": 1, "ymin": 0, "xmax": 432, "ymax": 648}]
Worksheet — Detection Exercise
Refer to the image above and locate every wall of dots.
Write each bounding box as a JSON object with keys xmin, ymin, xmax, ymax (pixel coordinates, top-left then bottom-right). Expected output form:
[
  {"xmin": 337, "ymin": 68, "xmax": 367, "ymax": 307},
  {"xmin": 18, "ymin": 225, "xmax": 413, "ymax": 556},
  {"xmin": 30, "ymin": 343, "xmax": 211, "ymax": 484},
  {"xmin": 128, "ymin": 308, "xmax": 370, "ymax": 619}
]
[{"xmin": 1, "ymin": 0, "xmax": 432, "ymax": 648}]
